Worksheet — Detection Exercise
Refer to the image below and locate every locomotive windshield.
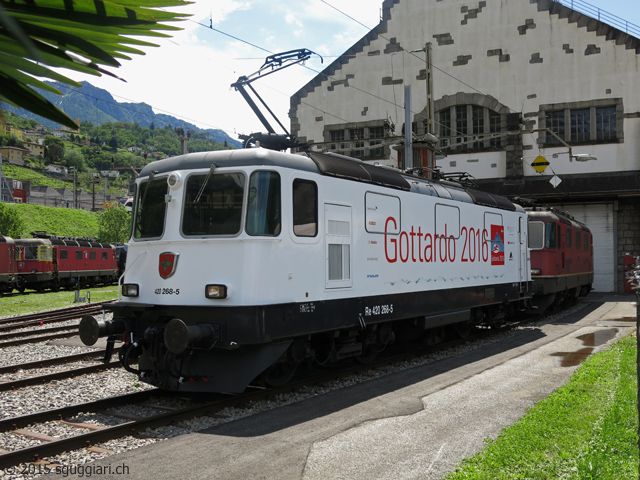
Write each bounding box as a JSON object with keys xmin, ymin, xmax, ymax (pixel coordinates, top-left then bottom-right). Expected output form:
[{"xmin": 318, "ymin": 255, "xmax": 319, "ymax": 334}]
[
  {"xmin": 134, "ymin": 177, "xmax": 168, "ymax": 239},
  {"xmin": 182, "ymin": 173, "xmax": 245, "ymax": 236}
]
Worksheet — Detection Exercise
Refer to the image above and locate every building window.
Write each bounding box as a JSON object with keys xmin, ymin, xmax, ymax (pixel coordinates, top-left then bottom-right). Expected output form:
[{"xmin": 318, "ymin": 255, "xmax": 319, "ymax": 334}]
[
  {"xmin": 325, "ymin": 125, "xmax": 386, "ymax": 160},
  {"xmin": 349, "ymin": 128, "xmax": 365, "ymax": 158},
  {"xmin": 542, "ymin": 100, "xmax": 620, "ymax": 146},
  {"xmin": 369, "ymin": 126, "xmax": 384, "ymax": 157},
  {"xmin": 436, "ymin": 105, "xmax": 502, "ymax": 151},
  {"xmin": 596, "ymin": 106, "xmax": 616, "ymax": 141}
]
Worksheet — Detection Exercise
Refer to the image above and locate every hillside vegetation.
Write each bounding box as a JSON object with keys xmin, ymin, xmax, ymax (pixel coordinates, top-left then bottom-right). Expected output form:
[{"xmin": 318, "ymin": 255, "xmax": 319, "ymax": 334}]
[{"xmin": 5, "ymin": 203, "xmax": 100, "ymax": 239}]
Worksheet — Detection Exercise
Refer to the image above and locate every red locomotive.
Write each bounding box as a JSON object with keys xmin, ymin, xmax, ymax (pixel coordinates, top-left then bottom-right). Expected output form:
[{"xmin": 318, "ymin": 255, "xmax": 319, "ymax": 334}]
[
  {"xmin": 0, "ymin": 234, "xmax": 18, "ymax": 295},
  {"xmin": 14, "ymin": 232, "xmax": 118, "ymax": 292},
  {"xmin": 527, "ymin": 207, "xmax": 594, "ymax": 310}
]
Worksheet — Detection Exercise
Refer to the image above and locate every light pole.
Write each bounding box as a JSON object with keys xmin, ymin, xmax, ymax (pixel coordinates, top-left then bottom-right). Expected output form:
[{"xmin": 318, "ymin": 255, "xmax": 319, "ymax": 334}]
[
  {"xmin": 70, "ymin": 166, "xmax": 77, "ymax": 209},
  {"xmin": 521, "ymin": 128, "xmax": 598, "ymax": 162},
  {"xmin": 411, "ymin": 42, "xmax": 434, "ymax": 135}
]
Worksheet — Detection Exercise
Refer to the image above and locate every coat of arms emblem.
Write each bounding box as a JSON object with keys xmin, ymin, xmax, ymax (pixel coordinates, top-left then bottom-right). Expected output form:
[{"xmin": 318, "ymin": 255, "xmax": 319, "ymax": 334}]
[{"xmin": 159, "ymin": 252, "xmax": 179, "ymax": 279}]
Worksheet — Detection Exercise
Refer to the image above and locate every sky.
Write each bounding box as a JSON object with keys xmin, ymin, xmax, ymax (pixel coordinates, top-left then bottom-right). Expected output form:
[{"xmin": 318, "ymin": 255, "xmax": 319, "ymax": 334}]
[{"xmin": 67, "ymin": 0, "xmax": 640, "ymax": 141}]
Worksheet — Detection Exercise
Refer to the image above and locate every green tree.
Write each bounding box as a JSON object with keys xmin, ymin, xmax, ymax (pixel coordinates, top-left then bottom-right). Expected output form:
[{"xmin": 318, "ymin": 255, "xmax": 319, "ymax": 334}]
[
  {"xmin": 43, "ymin": 135, "xmax": 64, "ymax": 164},
  {"xmin": 0, "ymin": 1, "xmax": 190, "ymax": 128},
  {"xmin": 0, "ymin": 203, "xmax": 25, "ymax": 238},
  {"xmin": 63, "ymin": 148, "xmax": 87, "ymax": 172},
  {"xmin": 98, "ymin": 204, "xmax": 131, "ymax": 243}
]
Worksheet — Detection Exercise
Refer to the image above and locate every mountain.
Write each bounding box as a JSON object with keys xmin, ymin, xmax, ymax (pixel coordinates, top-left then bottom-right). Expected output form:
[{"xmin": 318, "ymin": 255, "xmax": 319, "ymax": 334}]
[{"xmin": 2, "ymin": 81, "xmax": 241, "ymax": 148}]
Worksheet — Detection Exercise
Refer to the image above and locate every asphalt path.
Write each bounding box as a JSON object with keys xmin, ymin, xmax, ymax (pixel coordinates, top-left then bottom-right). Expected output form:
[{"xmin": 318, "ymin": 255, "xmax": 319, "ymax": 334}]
[{"xmin": 44, "ymin": 294, "xmax": 636, "ymax": 480}]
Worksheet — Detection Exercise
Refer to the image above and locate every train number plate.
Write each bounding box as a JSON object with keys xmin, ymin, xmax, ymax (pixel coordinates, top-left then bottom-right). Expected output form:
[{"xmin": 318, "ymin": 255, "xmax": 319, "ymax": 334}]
[
  {"xmin": 154, "ymin": 288, "xmax": 180, "ymax": 295},
  {"xmin": 364, "ymin": 304, "xmax": 393, "ymax": 316}
]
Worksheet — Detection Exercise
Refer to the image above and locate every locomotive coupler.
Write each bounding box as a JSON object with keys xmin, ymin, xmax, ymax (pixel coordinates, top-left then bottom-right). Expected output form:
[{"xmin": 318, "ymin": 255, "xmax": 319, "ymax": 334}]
[
  {"xmin": 163, "ymin": 318, "xmax": 220, "ymax": 354},
  {"xmin": 78, "ymin": 315, "xmax": 127, "ymax": 346}
]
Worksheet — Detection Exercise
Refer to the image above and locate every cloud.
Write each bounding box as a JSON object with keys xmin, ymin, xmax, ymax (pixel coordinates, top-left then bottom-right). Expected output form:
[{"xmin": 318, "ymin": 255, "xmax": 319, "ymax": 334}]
[{"xmin": 68, "ymin": 0, "xmax": 385, "ymax": 138}]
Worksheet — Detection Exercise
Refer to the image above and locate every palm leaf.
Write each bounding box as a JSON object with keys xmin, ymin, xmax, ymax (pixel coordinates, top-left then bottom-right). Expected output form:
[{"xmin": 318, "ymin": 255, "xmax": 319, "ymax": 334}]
[{"xmin": 0, "ymin": 0, "xmax": 192, "ymax": 129}]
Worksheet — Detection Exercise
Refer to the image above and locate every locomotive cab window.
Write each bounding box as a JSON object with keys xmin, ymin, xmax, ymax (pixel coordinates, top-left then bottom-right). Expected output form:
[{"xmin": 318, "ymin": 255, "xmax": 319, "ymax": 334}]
[
  {"xmin": 528, "ymin": 221, "xmax": 544, "ymax": 249},
  {"xmin": 182, "ymin": 172, "xmax": 245, "ymax": 236},
  {"xmin": 545, "ymin": 222, "xmax": 557, "ymax": 249},
  {"xmin": 293, "ymin": 179, "xmax": 318, "ymax": 237},
  {"xmin": 102, "ymin": 252, "xmax": 108, "ymax": 260},
  {"xmin": 134, "ymin": 177, "xmax": 169, "ymax": 239},
  {"xmin": 246, "ymin": 171, "xmax": 281, "ymax": 236}
]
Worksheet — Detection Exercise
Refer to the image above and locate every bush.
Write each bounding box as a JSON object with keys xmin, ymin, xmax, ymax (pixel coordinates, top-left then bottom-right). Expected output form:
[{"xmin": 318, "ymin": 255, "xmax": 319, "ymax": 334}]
[{"xmin": 0, "ymin": 202, "xmax": 25, "ymax": 237}]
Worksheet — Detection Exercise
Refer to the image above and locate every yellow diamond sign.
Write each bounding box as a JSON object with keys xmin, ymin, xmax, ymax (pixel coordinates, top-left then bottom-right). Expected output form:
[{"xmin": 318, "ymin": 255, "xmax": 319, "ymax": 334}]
[{"xmin": 532, "ymin": 156, "xmax": 550, "ymax": 173}]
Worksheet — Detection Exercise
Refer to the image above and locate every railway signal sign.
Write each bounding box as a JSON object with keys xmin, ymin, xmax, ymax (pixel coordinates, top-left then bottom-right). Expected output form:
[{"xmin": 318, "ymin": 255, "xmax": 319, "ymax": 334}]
[{"xmin": 532, "ymin": 156, "xmax": 550, "ymax": 173}]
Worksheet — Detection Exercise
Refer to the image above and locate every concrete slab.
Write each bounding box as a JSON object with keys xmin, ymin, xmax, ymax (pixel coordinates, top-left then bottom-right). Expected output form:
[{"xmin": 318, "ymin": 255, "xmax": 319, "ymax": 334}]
[{"xmin": 43, "ymin": 299, "xmax": 637, "ymax": 480}]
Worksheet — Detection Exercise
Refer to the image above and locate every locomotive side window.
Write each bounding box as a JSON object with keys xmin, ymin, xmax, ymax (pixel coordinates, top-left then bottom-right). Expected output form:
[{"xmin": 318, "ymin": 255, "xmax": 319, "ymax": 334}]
[
  {"xmin": 566, "ymin": 228, "xmax": 572, "ymax": 248},
  {"xmin": 76, "ymin": 251, "xmax": 82, "ymax": 260},
  {"xmin": 483, "ymin": 212, "xmax": 503, "ymax": 240},
  {"xmin": 528, "ymin": 221, "xmax": 544, "ymax": 249},
  {"xmin": 102, "ymin": 252, "xmax": 108, "ymax": 260},
  {"xmin": 24, "ymin": 246, "xmax": 38, "ymax": 260},
  {"xmin": 90, "ymin": 251, "xmax": 96, "ymax": 260},
  {"xmin": 557, "ymin": 225, "xmax": 562, "ymax": 248},
  {"xmin": 134, "ymin": 177, "xmax": 169, "ymax": 239},
  {"xmin": 293, "ymin": 179, "xmax": 318, "ymax": 237},
  {"xmin": 584, "ymin": 233, "xmax": 589, "ymax": 250},
  {"xmin": 576, "ymin": 230, "xmax": 582, "ymax": 249},
  {"xmin": 182, "ymin": 173, "xmax": 245, "ymax": 236},
  {"xmin": 365, "ymin": 192, "xmax": 400, "ymax": 234},
  {"xmin": 545, "ymin": 222, "xmax": 557, "ymax": 249},
  {"xmin": 246, "ymin": 171, "xmax": 281, "ymax": 236},
  {"xmin": 436, "ymin": 204, "xmax": 461, "ymax": 239},
  {"xmin": 60, "ymin": 250, "xmax": 68, "ymax": 260}
]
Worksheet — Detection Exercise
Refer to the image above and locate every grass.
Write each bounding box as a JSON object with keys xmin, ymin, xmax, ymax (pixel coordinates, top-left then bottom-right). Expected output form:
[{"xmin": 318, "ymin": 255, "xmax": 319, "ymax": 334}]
[
  {"xmin": 6, "ymin": 202, "xmax": 100, "ymax": 238},
  {"xmin": 0, "ymin": 286, "xmax": 119, "ymax": 317},
  {"xmin": 446, "ymin": 333, "xmax": 639, "ymax": 480}
]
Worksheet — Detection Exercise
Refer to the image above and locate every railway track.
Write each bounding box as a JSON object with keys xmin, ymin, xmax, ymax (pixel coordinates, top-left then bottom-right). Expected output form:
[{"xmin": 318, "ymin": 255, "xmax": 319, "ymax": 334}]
[
  {"xmin": 0, "ymin": 324, "xmax": 504, "ymax": 470},
  {"xmin": 0, "ymin": 302, "xmax": 112, "ymax": 332},
  {"xmin": 0, "ymin": 302, "xmax": 115, "ymax": 348},
  {"xmin": 0, "ymin": 303, "xmax": 587, "ymax": 472},
  {"xmin": 0, "ymin": 349, "xmax": 118, "ymax": 392}
]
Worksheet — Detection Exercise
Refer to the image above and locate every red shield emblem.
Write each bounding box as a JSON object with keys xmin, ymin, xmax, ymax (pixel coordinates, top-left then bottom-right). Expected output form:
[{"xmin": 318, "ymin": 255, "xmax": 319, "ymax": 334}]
[{"xmin": 159, "ymin": 252, "xmax": 179, "ymax": 279}]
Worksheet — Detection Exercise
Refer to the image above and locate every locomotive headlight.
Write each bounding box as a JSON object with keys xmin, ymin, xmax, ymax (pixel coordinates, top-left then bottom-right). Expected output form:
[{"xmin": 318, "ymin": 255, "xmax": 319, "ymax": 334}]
[
  {"xmin": 167, "ymin": 172, "xmax": 182, "ymax": 189},
  {"xmin": 531, "ymin": 268, "xmax": 541, "ymax": 275},
  {"xmin": 122, "ymin": 283, "xmax": 139, "ymax": 297},
  {"xmin": 205, "ymin": 284, "xmax": 227, "ymax": 299}
]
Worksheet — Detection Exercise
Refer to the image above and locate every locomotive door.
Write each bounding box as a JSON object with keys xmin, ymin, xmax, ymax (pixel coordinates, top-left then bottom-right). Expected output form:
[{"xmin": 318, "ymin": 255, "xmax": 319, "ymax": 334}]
[
  {"xmin": 325, "ymin": 203, "xmax": 352, "ymax": 289},
  {"xmin": 518, "ymin": 216, "xmax": 528, "ymax": 292}
]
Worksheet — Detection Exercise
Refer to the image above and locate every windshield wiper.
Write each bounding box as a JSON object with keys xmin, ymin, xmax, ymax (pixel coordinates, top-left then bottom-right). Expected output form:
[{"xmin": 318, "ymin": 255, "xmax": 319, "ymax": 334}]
[{"xmin": 194, "ymin": 163, "xmax": 218, "ymax": 204}]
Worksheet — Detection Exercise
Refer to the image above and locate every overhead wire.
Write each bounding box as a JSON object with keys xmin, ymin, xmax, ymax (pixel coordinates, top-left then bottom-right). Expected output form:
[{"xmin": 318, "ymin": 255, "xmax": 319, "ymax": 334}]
[
  {"xmin": 307, "ymin": 0, "xmax": 521, "ymax": 148},
  {"xmin": 56, "ymin": 2, "xmax": 517, "ymax": 153}
]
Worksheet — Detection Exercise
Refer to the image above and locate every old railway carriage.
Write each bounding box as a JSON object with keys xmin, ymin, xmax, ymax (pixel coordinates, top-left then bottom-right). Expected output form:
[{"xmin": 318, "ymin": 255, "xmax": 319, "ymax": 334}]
[
  {"xmin": 527, "ymin": 207, "xmax": 594, "ymax": 307},
  {"xmin": 15, "ymin": 233, "xmax": 118, "ymax": 292},
  {"xmin": 80, "ymin": 148, "xmax": 532, "ymax": 393},
  {"xmin": 0, "ymin": 234, "xmax": 17, "ymax": 295}
]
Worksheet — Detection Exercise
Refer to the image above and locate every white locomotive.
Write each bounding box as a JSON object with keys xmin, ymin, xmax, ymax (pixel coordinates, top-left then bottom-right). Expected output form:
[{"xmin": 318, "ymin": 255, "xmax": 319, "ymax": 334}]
[{"xmin": 79, "ymin": 149, "xmax": 532, "ymax": 392}]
